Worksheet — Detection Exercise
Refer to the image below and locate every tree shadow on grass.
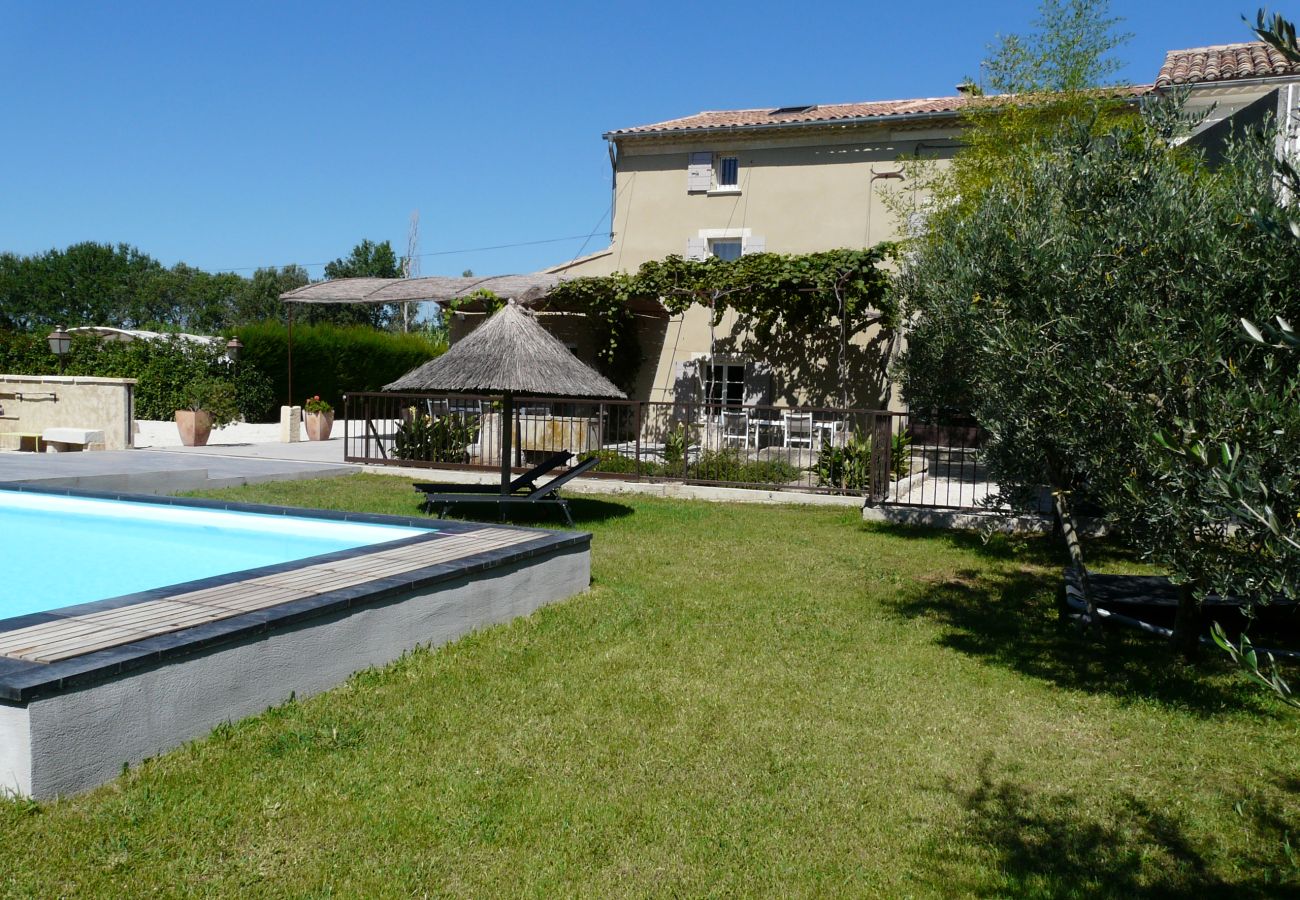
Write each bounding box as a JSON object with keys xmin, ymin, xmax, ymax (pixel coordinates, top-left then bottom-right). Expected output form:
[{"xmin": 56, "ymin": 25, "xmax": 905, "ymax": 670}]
[
  {"xmin": 865, "ymin": 520, "xmax": 1155, "ymax": 572},
  {"xmin": 429, "ymin": 496, "xmax": 636, "ymax": 530},
  {"xmin": 935, "ymin": 755, "xmax": 1298, "ymax": 897},
  {"xmin": 889, "ymin": 562, "xmax": 1272, "ymax": 717},
  {"xmin": 863, "ymin": 520, "xmax": 1062, "ymax": 565}
]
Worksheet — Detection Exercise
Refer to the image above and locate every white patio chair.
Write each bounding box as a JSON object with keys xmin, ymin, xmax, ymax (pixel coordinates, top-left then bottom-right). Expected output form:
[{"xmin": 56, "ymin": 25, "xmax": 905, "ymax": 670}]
[
  {"xmin": 783, "ymin": 411, "xmax": 814, "ymax": 448},
  {"xmin": 813, "ymin": 418, "xmax": 847, "ymax": 447},
  {"xmin": 719, "ymin": 409, "xmax": 750, "ymax": 449}
]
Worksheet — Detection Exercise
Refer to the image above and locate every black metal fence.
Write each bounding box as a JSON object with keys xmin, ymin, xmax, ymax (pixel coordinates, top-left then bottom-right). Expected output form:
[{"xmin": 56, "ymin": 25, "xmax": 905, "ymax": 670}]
[{"xmin": 344, "ymin": 391, "xmax": 991, "ymax": 509}]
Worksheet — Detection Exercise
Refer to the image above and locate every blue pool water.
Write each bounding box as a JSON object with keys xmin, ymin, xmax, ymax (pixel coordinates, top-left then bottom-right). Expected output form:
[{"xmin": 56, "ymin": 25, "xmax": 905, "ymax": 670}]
[{"xmin": 0, "ymin": 491, "xmax": 430, "ymax": 621}]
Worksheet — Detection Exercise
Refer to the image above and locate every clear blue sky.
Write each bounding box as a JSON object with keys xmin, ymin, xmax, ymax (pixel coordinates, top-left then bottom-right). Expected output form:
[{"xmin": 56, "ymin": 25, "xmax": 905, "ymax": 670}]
[{"xmin": 0, "ymin": 1, "xmax": 1272, "ymax": 278}]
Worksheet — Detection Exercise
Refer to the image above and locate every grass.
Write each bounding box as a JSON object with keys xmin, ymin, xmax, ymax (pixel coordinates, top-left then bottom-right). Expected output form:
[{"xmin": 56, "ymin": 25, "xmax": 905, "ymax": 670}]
[{"xmin": 2, "ymin": 473, "xmax": 1299, "ymax": 896}]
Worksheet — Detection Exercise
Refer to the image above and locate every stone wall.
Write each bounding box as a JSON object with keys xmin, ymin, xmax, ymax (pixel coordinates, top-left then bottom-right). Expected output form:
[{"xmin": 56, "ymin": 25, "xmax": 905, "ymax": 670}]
[{"xmin": 0, "ymin": 374, "xmax": 136, "ymax": 450}]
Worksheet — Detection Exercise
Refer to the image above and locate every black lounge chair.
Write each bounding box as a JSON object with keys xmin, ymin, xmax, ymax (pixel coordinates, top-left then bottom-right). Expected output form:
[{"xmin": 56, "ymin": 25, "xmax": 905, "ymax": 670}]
[
  {"xmin": 413, "ymin": 451, "xmax": 572, "ymax": 508},
  {"xmin": 418, "ymin": 455, "xmax": 600, "ymax": 526}
]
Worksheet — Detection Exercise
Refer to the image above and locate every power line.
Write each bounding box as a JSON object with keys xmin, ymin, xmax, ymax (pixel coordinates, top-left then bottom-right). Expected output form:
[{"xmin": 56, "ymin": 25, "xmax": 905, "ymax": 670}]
[{"xmin": 212, "ymin": 232, "xmax": 600, "ymax": 274}]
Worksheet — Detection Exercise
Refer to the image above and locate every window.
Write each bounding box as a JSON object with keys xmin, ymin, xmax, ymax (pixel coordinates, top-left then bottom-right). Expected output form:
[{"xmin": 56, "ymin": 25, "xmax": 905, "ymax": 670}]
[
  {"xmin": 686, "ymin": 231, "xmax": 764, "ymax": 260},
  {"xmin": 686, "ymin": 151, "xmax": 741, "ymax": 193},
  {"xmin": 715, "ymin": 155, "xmax": 739, "ymax": 189},
  {"xmin": 709, "ymin": 238, "xmax": 743, "ymax": 261},
  {"xmin": 705, "ymin": 361, "xmax": 746, "ymax": 407}
]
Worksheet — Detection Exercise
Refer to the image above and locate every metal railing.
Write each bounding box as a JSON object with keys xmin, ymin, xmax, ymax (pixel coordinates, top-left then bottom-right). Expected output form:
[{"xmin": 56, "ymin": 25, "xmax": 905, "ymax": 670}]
[{"xmin": 344, "ymin": 392, "xmax": 992, "ymax": 509}]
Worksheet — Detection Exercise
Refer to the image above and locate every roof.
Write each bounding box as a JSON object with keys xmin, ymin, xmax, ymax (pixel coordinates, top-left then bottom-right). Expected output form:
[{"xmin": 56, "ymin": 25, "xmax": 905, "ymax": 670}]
[
  {"xmin": 606, "ymin": 96, "xmax": 975, "ymax": 137},
  {"xmin": 607, "ymin": 86, "xmax": 1153, "ymax": 139},
  {"xmin": 1156, "ymin": 41, "xmax": 1300, "ymax": 87},
  {"xmin": 384, "ymin": 302, "xmax": 626, "ymax": 398}
]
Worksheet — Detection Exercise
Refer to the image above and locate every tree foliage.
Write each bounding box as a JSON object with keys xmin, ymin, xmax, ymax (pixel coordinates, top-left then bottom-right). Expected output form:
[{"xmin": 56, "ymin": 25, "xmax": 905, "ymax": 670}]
[
  {"xmin": 888, "ymin": 0, "xmax": 1135, "ymax": 239},
  {"xmin": 546, "ymin": 247, "xmax": 899, "ymax": 398},
  {"xmin": 982, "ymin": 0, "xmax": 1129, "ymax": 95},
  {"xmin": 305, "ymin": 239, "xmax": 403, "ymax": 328},
  {"xmin": 897, "ymin": 97, "xmax": 1300, "ymax": 638},
  {"xmin": 0, "ymin": 240, "xmax": 390, "ymax": 334}
]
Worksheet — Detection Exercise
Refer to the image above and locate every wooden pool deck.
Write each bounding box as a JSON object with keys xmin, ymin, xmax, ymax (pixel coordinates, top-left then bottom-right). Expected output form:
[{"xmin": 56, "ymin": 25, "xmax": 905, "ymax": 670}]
[{"xmin": 0, "ymin": 527, "xmax": 537, "ymax": 664}]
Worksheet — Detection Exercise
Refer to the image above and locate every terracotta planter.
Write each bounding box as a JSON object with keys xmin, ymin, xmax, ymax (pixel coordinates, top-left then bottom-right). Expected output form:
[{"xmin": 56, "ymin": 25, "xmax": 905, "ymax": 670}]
[
  {"xmin": 175, "ymin": 409, "xmax": 213, "ymax": 447},
  {"xmin": 305, "ymin": 411, "xmax": 334, "ymax": 441}
]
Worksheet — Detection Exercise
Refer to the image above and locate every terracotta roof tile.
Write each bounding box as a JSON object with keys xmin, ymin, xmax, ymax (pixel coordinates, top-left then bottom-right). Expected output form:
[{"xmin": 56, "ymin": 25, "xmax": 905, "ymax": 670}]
[
  {"xmin": 607, "ymin": 97, "xmax": 974, "ymax": 137},
  {"xmin": 609, "ymin": 87, "xmax": 1151, "ymax": 138},
  {"xmin": 1156, "ymin": 41, "xmax": 1300, "ymax": 87}
]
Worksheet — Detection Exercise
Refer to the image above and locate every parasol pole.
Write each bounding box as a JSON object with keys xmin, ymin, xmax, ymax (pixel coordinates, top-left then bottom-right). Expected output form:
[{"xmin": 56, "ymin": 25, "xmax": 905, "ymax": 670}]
[{"xmin": 499, "ymin": 390, "xmax": 513, "ymax": 494}]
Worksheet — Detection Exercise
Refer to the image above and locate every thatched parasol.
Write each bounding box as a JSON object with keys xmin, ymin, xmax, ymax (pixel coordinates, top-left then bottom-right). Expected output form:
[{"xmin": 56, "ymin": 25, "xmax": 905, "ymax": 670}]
[{"xmin": 385, "ymin": 302, "xmax": 626, "ymax": 491}]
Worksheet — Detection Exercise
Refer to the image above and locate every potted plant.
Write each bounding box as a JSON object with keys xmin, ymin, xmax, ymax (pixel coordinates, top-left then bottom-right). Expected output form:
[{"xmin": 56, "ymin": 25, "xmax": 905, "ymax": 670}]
[
  {"xmin": 175, "ymin": 377, "xmax": 240, "ymax": 447},
  {"xmin": 304, "ymin": 395, "xmax": 334, "ymax": 441}
]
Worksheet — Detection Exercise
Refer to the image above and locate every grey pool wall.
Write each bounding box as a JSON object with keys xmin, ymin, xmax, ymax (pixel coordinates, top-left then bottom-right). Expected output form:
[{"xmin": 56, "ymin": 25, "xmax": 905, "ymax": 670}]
[{"xmin": 0, "ymin": 485, "xmax": 591, "ymax": 799}]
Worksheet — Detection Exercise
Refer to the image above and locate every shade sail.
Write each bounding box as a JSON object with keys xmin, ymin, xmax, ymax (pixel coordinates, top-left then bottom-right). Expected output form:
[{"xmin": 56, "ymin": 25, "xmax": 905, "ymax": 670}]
[
  {"xmin": 280, "ymin": 273, "xmax": 570, "ymax": 304},
  {"xmin": 384, "ymin": 302, "xmax": 626, "ymax": 399},
  {"xmin": 279, "ymin": 272, "xmax": 669, "ymax": 317}
]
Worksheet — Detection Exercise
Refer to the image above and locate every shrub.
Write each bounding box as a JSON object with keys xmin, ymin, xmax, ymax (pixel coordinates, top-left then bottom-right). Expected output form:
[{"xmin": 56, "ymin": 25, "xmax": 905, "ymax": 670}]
[
  {"xmin": 691, "ymin": 448, "xmax": 800, "ymax": 485},
  {"xmin": 393, "ymin": 409, "xmax": 479, "ymax": 463},
  {"xmin": 581, "ymin": 449, "xmax": 669, "ymax": 477},
  {"xmin": 815, "ymin": 430, "xmax": 873, "ymax": 492},
  {"xmin": 891, "ymin": 430, "xmax": 914, "ymax": 480},
  {"xmin": 180, "ymin": 377, "xmax": 240, "ymax": 427}
]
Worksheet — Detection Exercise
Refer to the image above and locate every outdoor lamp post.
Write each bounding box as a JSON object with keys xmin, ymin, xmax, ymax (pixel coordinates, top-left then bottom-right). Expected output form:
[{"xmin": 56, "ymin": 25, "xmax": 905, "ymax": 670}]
[
  {"xmin": 225, "ymin": 336, "xmax": 243, "ymax": 364},
  {"xmin": 47, "ymin": 326, "xmax": 71, "ymax": 374}
]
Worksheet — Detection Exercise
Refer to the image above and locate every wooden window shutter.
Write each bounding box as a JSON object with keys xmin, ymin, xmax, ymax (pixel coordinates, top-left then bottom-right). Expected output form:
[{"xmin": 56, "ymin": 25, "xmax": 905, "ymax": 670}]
[
  {"xmin": 687, "ymin": 152, "xmax": 713, "ymax": 192},
  {"xmin": 685, "ymin": 237, "xmax": 708, "ymax": 260},
  {"xmin": 741, "ymin": 235, "xmax": 766, "ymax": 255}
]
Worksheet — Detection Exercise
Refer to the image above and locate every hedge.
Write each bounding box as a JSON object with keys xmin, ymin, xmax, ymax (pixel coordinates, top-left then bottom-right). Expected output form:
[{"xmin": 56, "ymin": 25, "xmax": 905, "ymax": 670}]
[
  {"xmin": 0, "ymin": 324, "xmax": 443, "ymax": 423},
  {"xmin": 0, "ymin": 331, "xmax": 274, "ymax": 422},
  {"xmin": 232, "ymin": 322, "xmax": 443, "ymax": 416}
]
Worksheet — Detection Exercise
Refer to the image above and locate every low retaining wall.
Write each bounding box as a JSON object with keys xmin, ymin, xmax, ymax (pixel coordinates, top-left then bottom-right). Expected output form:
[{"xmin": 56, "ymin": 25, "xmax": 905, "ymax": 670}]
[
  {"xmin": 2, "ymin": 547, "xmax": 587, "ymax": 798},
  {"xmin": 0, "ymin": 374, "xmax": 136, "ymax": 451}
]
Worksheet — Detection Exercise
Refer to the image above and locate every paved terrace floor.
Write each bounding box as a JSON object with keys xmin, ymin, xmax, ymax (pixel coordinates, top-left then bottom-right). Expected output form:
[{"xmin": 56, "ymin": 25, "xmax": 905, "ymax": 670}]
[
  {"xmin": 0, "ymin": 425, "xmax": 357, "ymax": 494},
  {"xmin": 0, "ymin": 419, "xmax": 882, "ymax": 508}
]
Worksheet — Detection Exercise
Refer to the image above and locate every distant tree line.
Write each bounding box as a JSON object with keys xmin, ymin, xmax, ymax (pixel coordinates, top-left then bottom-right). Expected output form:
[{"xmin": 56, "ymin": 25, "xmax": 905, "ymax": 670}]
[{"xmin": 0, "ymin": 238, "xmax": 403, "ymax": 334}]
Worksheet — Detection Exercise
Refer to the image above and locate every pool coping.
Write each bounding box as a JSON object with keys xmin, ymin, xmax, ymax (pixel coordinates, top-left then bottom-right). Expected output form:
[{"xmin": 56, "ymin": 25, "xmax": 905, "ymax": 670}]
[{"xmin": 0, "ymin": 481, "xmax": 591, "ymax": 703}]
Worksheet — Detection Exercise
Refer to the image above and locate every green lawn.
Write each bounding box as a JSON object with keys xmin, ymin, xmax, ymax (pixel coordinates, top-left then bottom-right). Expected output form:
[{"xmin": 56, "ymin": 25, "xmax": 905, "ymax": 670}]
[{"xmin": 2, "ymin": 474, "xmax": 1298, "ymax": 897}]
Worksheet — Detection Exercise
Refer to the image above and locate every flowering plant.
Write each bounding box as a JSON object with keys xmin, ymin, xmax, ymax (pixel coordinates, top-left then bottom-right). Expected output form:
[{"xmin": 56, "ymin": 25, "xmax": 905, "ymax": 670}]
[{"xmin": 304, "ymin": 395, "xmax": 332, "ymax": 414}]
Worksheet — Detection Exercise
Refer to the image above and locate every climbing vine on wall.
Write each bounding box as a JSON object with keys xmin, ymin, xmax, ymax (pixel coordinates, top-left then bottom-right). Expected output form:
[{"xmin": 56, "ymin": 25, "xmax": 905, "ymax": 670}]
[{"xmin": 545, "ymin": 246, "xmax": 899, "ymax": 393}]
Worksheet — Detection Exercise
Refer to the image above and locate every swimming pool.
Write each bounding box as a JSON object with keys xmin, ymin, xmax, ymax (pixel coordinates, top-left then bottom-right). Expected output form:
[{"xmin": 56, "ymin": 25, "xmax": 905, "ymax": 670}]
[
  {"xmin": 0, "ymin": 490, "xmax": 428, "ymax": 620},
  {"xmin": 0, "ymin": 484, "xmax": 591, "ymax": 799}
]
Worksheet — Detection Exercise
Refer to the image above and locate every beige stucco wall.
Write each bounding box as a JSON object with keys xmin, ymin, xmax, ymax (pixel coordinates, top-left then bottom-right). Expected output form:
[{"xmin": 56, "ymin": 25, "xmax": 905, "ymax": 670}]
[
  {"xmin": 0, "ymin": 375, "xmax": 136, "ymax": 450},
  {"xmin": 550, "ymin": 120, "xmax": 960, "ymax": 409},
  {"xmin": 539, "ymin": 82, "xmax": 1300, "ymax": 410}
]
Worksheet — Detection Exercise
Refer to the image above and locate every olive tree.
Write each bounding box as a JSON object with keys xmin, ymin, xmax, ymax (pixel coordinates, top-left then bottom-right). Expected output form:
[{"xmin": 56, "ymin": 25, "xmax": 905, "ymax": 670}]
[{"xmin": 897, "ymin": 100, "xmax": 1300, "ymax": 657}]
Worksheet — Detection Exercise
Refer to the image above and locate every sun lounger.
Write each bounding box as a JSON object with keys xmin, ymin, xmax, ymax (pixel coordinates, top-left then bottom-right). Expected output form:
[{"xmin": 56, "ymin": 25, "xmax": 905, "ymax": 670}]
[
  {"xmin": 413, "ymin": 451, "xmax": 572, "ymax": 510},
  {"xmin": 419, "ymin": 455, "xmax": 600, "ymax": 525}
]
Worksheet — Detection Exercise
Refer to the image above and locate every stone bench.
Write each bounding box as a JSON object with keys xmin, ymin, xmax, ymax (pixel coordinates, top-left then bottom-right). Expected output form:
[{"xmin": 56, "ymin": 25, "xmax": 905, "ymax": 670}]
[
  {"xmin": 41, "ymin": 428, "xmax": 106, "ymax": 452},
  {"xmin": 0, "ymin": 432, "xmax": 45, "ymax": 452}
]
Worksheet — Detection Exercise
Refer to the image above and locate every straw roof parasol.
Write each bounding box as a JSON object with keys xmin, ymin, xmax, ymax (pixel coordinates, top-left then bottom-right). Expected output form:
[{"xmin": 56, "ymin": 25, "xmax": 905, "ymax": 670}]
[
  {"xmin": 385, "ymin": 302, "xmax": 625, "ymax": 492},
  {"xmin": 385, "ymin": 301, "xmax": 625, "ymax": 398}
]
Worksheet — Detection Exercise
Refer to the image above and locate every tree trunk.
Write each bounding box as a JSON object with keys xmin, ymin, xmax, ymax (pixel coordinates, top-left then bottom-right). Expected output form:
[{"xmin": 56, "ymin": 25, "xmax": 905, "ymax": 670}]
[{"xmin": 1171, "ymin": 582, "xmax": 1203, "ymax": 662}]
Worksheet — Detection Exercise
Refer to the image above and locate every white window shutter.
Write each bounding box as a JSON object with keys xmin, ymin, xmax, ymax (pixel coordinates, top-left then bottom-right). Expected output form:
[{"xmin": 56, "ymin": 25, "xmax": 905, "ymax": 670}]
[
  {"xmin": 673, "ymin": 358, "xmax": 704, "ymax": 403},
  {"xmin": 743, "ymin": 360, "xmax": 773, "ymax": 405},
  {"xmin": 742, "ymin": 235, "xmax": 766, "ymax": 255},
  {"xmin": 687, "ymin": 152, "xmax": 713, "ymax": 192},
  {"xmin": 685, "ymin": 237, "xmax": 708, "ymax": 260}
]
